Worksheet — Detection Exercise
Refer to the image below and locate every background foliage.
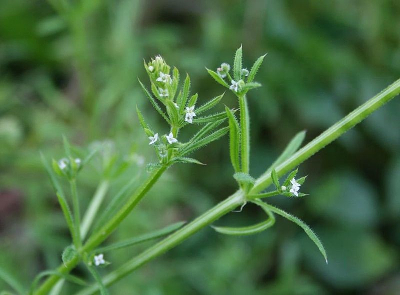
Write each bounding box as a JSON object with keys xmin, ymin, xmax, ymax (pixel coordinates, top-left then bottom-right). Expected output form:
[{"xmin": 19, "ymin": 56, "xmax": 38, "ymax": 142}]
[{"xmin": 1, "ymin": 0, "xmax": 400, "ymax": 294}]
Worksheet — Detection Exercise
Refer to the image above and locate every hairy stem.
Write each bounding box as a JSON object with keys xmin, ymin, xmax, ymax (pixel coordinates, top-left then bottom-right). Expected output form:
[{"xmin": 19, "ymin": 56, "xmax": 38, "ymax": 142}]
[
  {"xmin": 34, "ymin": 167, "xmax": 167, "ymax": 295},
  {"xmin": 75, "ymin": 191, "xmax": 244, "ymax": 295},
  {"xmin": 239, "ymin": 94, "xmax": 250, "ymax": 173},
  {"xmin": 251, "ymin": 78, "xmax": 400, "ymax": 194},
  {"xmin": 77, "ymin": 78, "xmax": 399, "ymax": 293}
]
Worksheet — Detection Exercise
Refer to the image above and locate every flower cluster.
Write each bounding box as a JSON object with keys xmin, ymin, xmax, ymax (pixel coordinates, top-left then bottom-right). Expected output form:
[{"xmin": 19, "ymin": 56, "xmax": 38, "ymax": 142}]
[
  {"xmin": 53, "ymin": 155, "xmax": 82, "ymax": 179},
  {"xmin": 138, "ymin": 55, "xmax": 230, "ymax": 167},
  {"xmin": 208, "ymin": 46, "xmax": 265, "ymax": 97}
]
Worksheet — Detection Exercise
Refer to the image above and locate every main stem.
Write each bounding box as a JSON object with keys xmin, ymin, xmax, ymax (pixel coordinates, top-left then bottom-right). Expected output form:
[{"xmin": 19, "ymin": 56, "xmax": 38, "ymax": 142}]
[
  {"xmin": 70, "ymin": 179, "xmax": 82, "ymax": 248},
  {"xmin": 239, "ymin": 94, "xmax": 250, "ymax": 173},
  {"xmin": 75, "ymin": 191, "xmax": 244, "ymax": 295},
  {"xmin": 251, "ymin": 77, "xmax": 400, "ymax": 194},
  {"xmin": 78, "ymin": 78, "xmax": 400, "ymax": 294},
  {"xmin": 34, "ymin": 166, "xmax": 167, "ymax": 295}
]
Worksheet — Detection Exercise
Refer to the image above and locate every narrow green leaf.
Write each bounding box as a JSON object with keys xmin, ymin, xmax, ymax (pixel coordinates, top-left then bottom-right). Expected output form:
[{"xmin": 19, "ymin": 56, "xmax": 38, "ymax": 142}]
[
  {"xmin": 179, "ymin": 74, "xmax": 191, "ymax": 112},
  {"xmin": 225, "ymin": 106, "xmax": 240, "ymax": 172},
  {"xmin": 242, "ymin": 82, "xmax": 261, "ymax": 92},
  {"xmin": 192, "ymin": 111, "xmax": 227, "ymax": 124},
  {"xmin": 85, "ymin": 266, "xmax": 109, "ymax": 295},
  {"xmin": 271, "ymin": 169, "xmax": 280, "ymax": 188},
  {"xmin": 0, "ymin": 267, "xmax": 26, "ymax": 295},
  {"xmin": 283, "ymin": 168, "xmax": 299, "ymax": 187},
  {"xmin": 259, "ymin": 131, "xmax": 305, "ymax": 185},
  {"xmin": 233, "ymin": 45, "xmax": 243, "ymax": 81},
  {"xmin": 248, "ymin": 54, "xmax": 267, "ymax": 83},
  {"xmin": 56, "ymin": 193, "xmax": 77, "ymax": 245},
  {"xmin": 138, "ymin": 81, "xmax": 170, "ymax": 124},
  {"xmin": 296, "ymin": 176, "xmax": 307, "ymax": 185},
  {"xmin": 171, "ymin": 157, "xmax": 205, "ymax": 165},
  {"xmin": 180, "ymin": 127, "xmax": 229, "ymax": 156},
  {"xmin": 266, "ymin": 204, "xmax": 328, "ymax": 263},
  {"xmin": 171, "ymin": 67, "xmax": 180, "ymax": 99},
  {"xmin": 187, "ymin": 93, "xmax": 198, "ymax": 108},
  {"xmin": 188, "ymin": 119, "xmax": 225, "ymax": 143},
  {"xmin": 195, "ymin": 93, "xmax": 224, "ymax": 115},
  {"xmin": 212, "ymin": 199, "xmax": 275, "ymax": 236},
  {"xmin": 233, "ymin": 172, "xmax": 255, "ymax": 187},
  {"xmin": 62, "ymin": 136, "xmax": 72, "ymax": 158},
  {"xmin": 96, "ymin": 222, "xmax": 185, "ymax": 253},
  {"xmin": 165, "ymin": 99, "xmax": 180, "ymax": 125},
  {"xmin": 150, "ymin": 82, "xmax": 165, "ymax": 103},
  {"xmin": 206, "ymin": 68, "xmax": 229, "ymax": 88},
  {"xmin": 29, "ymin": 270, "xmax": 88, "ymax": 295}
]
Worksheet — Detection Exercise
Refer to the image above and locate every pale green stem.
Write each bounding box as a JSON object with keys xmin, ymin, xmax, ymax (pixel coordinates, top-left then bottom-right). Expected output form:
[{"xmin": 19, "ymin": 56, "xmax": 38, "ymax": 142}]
[
  {"xmin": 80, "ymin": 180, "xmax": 110, "ymax": 240},
  {"xmin": 239, "ymin": 94, "xmax": 250, "ymax": 173},
  {"xmin": 75, "ymin": 191, "xmax": 245, "ymax": 295},
  {"xmin": 76, "ymin": 78, "xmax": 400, "ymax": 294},
  {"xmin": 33, "ymin": 167, "xmax": 167, "ymax": 295},
  {"xmin": 251, "ymin": 78, "xmax": 400, "ymax": 194},
  {"xmin": 70, "ymin": 179, "xmax": 82, "ymax": 248}
]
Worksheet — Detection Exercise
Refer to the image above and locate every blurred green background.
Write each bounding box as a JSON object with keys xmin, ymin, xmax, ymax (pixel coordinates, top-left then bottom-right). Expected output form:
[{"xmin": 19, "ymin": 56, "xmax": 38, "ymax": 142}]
[{"xmin": 1, "ymin": 0, "xmax": 400, "ymax": 294}]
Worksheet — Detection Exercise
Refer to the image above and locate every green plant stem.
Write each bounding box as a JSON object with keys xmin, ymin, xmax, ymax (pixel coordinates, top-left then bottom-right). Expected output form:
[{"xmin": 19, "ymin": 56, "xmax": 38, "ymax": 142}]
[
  {"xmin": 34, "ymin": 167, "xmax": 167, "ymax": 295},
  {"xmin": 70, "ymin": 179, "xmax": 82, "ymax": 248},
  {"xmin": 239, "ymin": 94, "xmax": 250, "ymax": 173},
  {"xmin": 251, "ymin": 78, "xmax": 400, "ymax": 194},
  {"xmin": 80, "ymin": 180, "xmax": 110, "ymax": 240},
  {"xmin": 75, "ymin": 191, "xmax": 245, "ymax": 295},
  {"xmin": 75, "ymin": 78, "xmax": 400, "ymax": 294}
]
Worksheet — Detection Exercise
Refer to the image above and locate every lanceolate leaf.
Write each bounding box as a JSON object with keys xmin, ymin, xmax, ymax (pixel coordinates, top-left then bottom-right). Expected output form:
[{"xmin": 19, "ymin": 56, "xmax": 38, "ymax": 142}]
[
  {"xmin": 180, "ymin": 127, "xmax": 229, "ymax": 156},
  {"xmin": 138, "ymin": 81, "xmax": 170, "ymax": 124},
  {"xmin": 212, "ymin": 199, "xmax": 275, "ymax": 236},
  {"xmin": 171, "ymin": 157, "xmax": 205, "ymax": 165},
  {"xmin": 189, "ymin": 119, "xmax": 225, "ymax": 143},
  {"xmin": 179, "ymin": 74, "xmax": 191, "ymax": 111},
  {"xmin": 225, "ymin": 106, "xmax": 240, "ymax": 172},
  {"xmin": 233, "ymin": 45, "xmax": 243, "ymax": 81},
  {"xmin": 165, "ymin": 99, "xmax": 179, "ymax": 125},
  {"xmin": 271, "ymin": 169, "xmax": 280, "ymax": 188},
  {"xmin": 187, "ymin": 93, "xmax": 198, "ymax": 108},
  {"xmin": 62, "ymin": 136, "xmax": 72, "ymax": 158},
  {"xmin": 266, "ymin": 204, "xmax": 328, "ymax": 263},
  {"xmin": 206, "ymin": 68, "xmax": 229, "ymax": 88},
  {"xmin": 196, "ymin": 93, "xmax": 224, "ymax": 115},
  {"xmin": 283, "ymin": 168, "xmax": 299, "ymax": 187},
  {"xmin": 247, "ymin": 54, "xmax": 267, "ymax": 83},
  {"xmin": 95, "ymin": 222, "xmax": 185, "ymax": 253},
  {"xmin": 192, "ymin": 111, "xmax": 227, "ymax": 124}
]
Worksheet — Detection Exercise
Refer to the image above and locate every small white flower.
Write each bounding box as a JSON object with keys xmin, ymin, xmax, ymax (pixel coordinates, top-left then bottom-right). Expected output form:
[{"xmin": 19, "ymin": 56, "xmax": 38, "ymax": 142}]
[
  {"xmin": 221, "ymin": 63, "xmax": 230, "ymax": 72},
  {"xmin": 58, "ymin": 158, "xmax": 69, "ymax": 170},
  {"xmin": 75, "ymin": 158, "xmax": 81, "ymax": 165},
  {"xmin": 155, "ymin": 55, "xmax": 163, "ymax": 62},
  {"xmin": 149, "ymin": 133, "xmax": 159, "ymax": 145},
  {"xmin": 290, "ymin": 178, "xmax": 301, "ymax": 197},
  {"xmin": 174, "ymin": 102, "xmax": 179, "ymax": 109},
  {"xmin": 281, "ymin": 185, "xmax": 287, "ymax": 191},
  {"xmin": 185, "ymin": 106, "xmax": 196, "ymax": 124},
  {"xmin": 159, "ymin": 88, "xmax": 169, "ymax": 97},
  {"xmin": 230, "ymin": 80, "xmax": 239, "ymax": 92},
  {"xmin": 94, "ymin": 254, "xmax": 105, "ymax": 266},
  {"xmin": 241, "ymin": 68, "xmax": 249, "ymax": 77},
  {"xmin": 148, "ymin": 66, "xmax": 154, "ymax": 72},
  {"xmin": 156, "ymin": 72, "xmax": 172, "ymax": 84},
  {"xmin": 166, "ymin": 132, "xmax": 178, "ymax": 144}
]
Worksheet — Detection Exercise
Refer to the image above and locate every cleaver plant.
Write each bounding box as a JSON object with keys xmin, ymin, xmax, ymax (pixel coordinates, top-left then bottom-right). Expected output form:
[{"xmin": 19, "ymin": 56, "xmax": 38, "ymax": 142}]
[{"xmin": 1, "ymin": 48, "xmax": 399, "ymax": 295}]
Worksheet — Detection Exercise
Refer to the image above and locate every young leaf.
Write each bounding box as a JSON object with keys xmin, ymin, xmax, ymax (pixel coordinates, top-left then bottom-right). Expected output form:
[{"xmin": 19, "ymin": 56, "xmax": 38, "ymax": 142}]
[
  {"xmin": 212, "ymin": 199, "xmax": 275, "ymax": 236},
  {"xmin": 138, "ymin": 81, "xmax": 170, "ymax": 124},
  {"xmin": 180, "ymin": 127, "xmax": 229, "ymax": 156},
  {"xmin": 206, "ymin": 68, "xmax": 229, "ymax": 88},
  {"xmin": 178, "ymin": 74, "xmax": 191, "ymax": 112},
  {"xmin": 165, "ymin": 99, "xmax": 180, "ymax": 125},
  {"xmin": 170, "ymin": 157, "xmax": 205, "ymax": 165},
  {"xmin": 195, "ymin": 93, "xmax": 224, "ymax": 115},
  {"xmin": 247, "ymin": 54, "xmax": 267, "ymax": 83},
  {"xmin": 95, "ymin": 221, "xmax": 185, "ymax": 253},
  {"xmin": 271, "ymin": 169, "xmax": 280, "ymax": 188},
  {"xmin": 171, "ymin": 67, "xmax": 180, "ymax": 98},
  {"xmin": 266, "ymin": 204, "xmax": 328, "ymax": 263},
  {"xmin": 62, "ymin": 245, "xmax": 79, "ymax": 266},
  {"xmin": 242, "ymin": 82, "xmax": 261, "ymax": 92},
  {"xmin": 189, "ymin": 119, "xmax": 225, "ymax": 143},
  {"xmin": 283, "ymin": 168, "xmax": 299, "ymax": 187},
  {"xmin": 225, "ymin": 106, "xmax": 240, "ymax": 172},
  {"xmin": 192, "ymin": 111, "xmax": 227, "ymax": 124},
  {"xmin": 233, "ymin": 45, "xmax": 243, "ymax": 81},
  {"xmin": 187, "ymin": 93, "xmax": 198, "ymax": 108},
  {"xmin": 85, "ymin": 265, "xmax": 109, "ymax": 295}
]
